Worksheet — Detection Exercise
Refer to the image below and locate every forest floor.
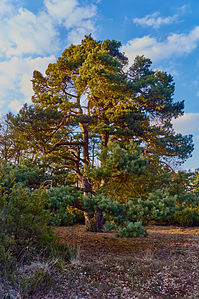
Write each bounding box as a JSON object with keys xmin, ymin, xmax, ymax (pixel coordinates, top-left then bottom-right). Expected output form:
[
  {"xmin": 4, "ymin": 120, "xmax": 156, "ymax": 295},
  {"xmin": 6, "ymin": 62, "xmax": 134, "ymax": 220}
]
[{"xmin": 38, "ymin": 225, "xmax": 199, "ymax": 298}]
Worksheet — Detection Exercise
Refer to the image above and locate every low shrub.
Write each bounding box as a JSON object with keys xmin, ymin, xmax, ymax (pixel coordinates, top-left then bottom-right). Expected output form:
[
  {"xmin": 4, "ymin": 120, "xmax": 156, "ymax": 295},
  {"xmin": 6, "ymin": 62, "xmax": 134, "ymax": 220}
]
[
  {"xmin": 135, "ymin": 189, "xmax": 199, "ymax": 227},
  {"xmin": 0, "ymin": 183, "xmax": 70, "ymax": 277},
  {"xmin": 173, "ymin": 208, "xmax": 199, "ymax": 227},
  {"xmin": 0, "ymin": 178, "xmax": 72, "ymax": 298}
]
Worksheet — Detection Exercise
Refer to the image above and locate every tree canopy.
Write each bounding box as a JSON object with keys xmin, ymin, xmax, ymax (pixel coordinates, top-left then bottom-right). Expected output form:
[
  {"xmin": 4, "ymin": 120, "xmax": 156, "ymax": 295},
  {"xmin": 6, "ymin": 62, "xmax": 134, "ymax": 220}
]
[{"xmin": 5, "ymin": 35, "xmax": 194, "ymax": 232}]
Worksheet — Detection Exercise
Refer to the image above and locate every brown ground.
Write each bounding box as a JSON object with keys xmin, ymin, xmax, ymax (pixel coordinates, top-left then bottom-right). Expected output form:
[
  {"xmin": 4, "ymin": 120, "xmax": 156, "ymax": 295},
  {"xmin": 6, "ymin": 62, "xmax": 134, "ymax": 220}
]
[{"xmin": 48, "ymin": 225, "xmax": 199, "ymax": 299}]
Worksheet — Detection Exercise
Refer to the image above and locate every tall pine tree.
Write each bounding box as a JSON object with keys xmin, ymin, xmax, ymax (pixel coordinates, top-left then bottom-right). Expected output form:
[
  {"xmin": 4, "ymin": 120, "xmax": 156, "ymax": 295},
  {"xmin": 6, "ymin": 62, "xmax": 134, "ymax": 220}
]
[{"xmin": 7, "ymin": 36, "xmax": 193, "ymax": 231}]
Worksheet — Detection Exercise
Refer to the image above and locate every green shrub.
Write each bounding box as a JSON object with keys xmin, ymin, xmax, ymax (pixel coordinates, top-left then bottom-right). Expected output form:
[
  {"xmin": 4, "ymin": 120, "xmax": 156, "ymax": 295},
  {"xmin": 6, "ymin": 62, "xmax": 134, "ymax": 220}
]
[
  {"xmin": 0, "ymin": 180, "xmax": 71, "ymax": 299},
  {"xmin": 173, "ymin": 208, "xmax": 199, "ymax": 227},
  {"xmin": 0, "ymin": 161, "xmax": 47, "ymax": 189},
  {"xmin": 137, "ymin": 189, "xmax": 199, "ymax": 227},
  {"xmin": 0, "ymin": 183, "xmax": 70, "ymax": 271},
  {"xmin": 47, "ymin": 186, "xmax": 84, "ymax": 226},
  {"xmin": 0, "ymin": 233, "xmax": 16, "ymax": 277}
]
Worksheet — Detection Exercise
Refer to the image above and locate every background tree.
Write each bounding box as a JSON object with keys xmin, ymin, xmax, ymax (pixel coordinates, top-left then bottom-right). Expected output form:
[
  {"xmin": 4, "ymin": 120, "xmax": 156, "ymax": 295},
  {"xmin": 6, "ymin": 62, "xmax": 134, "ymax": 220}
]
[
  {"xmin": 7, "ymin": 35, "xmax": 193, "ymax": 232},
  {"xmin": 0, "ymin": 116, "xmax": 24, "ymax": 163}
]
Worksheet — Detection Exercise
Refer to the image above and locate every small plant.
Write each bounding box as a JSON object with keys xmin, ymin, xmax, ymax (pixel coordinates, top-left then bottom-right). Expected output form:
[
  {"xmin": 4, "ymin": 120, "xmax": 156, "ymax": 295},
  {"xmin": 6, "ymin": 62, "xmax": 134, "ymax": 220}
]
[{"xmin": 17, "ymin": 258, "xmax": 61, "ymax": 297}]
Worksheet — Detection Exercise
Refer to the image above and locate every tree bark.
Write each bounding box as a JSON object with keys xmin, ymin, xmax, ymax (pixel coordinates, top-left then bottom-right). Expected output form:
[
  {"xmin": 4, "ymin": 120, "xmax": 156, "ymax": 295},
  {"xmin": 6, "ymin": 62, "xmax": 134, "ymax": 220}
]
[
  {"xmin": 84, "ymin": 210, "xmax": 105, "ymax": 232},
  {"xmin": 79, "ymin": 122, "xmax": 89, "ymax": 172},
  {"xmin": 102, "ymin": 132, "xmax": 109, "ymax": 147},
  {"xmin": 81, "ymin": 175, "xmax": 105, "ymax": 232},
  {"xmin": 79, "ymin": 119, "xmax": 105, "ymax": 232}
]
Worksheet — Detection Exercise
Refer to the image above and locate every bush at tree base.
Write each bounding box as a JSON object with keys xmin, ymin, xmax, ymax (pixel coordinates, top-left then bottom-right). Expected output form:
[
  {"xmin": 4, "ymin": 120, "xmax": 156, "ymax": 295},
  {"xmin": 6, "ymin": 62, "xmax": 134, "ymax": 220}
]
[{"xmin": 0, "ymin": 181, "xmax": 70, "ymax": 280}]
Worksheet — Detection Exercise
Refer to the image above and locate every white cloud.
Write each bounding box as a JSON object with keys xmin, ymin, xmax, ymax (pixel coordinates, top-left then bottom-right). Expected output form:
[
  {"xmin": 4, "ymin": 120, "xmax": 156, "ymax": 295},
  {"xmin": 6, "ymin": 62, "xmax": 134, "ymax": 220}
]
[
  {"xmin": 0, "ymin": 6, "xmax": 58, "ymax": 58},
  {"xmin": 0, "ymin": 0, "xmax": 98, "ymax": 113},
  {"xmin": 177, "ymin": 4, "xmax": 191, "ymax": 14},
  {"xmin": 7, "ymin": 9, "xmax": 58, "ymax": 57},
  {"xmin": 133, "ymin": 12, "xmax": 178, "ymax": 28},
  {"xmin": 133, "ymin": 5, "xmax": 189, "ymax": 29},
  {"xmin": 122, "ymin": 26, "xmax": 199, "ymax": 64},
  {"xmin": 45, "ymin": 0, "xmax": 96, "ymax": 28},
  {"xmin": 0, "ymin": 0, "xmax": 97, "ymax": 58},
  {"xmin": 9, "ymin": 100, "xmax": 23, "ymax": 112},
  {"xmin": 172, "ymin": 113, "xmax": 199, "ymax": 171},
  {"xmin": 0, "ymin": 0, "xmax": 14, "ymax": 17},
  {"xmin": 0, "ymin": 56, "xmax": 55, "ymax": 111},
  {"xmin": 44, "ymin": 0, "xmax": 97, "ymax": 44},
  {"xmin": 172, "ymin": 113, "xmax": 199, "ymax": 135},
  {"xmin": 44, "ymin": 0, "xmax": 78, "ymax": 22}
]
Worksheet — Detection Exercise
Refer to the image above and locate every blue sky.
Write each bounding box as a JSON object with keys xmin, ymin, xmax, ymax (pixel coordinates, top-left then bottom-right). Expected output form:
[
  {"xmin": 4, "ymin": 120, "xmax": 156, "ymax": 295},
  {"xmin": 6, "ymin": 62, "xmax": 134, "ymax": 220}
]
[{"xmin": 0, "ymin": 0, "xmax": 198, "ymax": 170}]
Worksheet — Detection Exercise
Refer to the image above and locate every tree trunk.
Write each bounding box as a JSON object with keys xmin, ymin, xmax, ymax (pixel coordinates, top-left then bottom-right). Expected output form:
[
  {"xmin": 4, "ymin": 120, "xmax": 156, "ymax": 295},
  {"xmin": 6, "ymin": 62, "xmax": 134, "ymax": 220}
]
[
  {"xmin": 102, "ymin": 132, "xmax": 109, "ymax": 147},
  {"xmin": 84, "ymin": 210, "xmax": 105, "ymax": 232},
  {"xmin": 81, "ymin": 175, "xmax": 105, "ymax": 232},
  {"xmin": 79, "ymin": 122, "xmax": 89, "ymax": 172},
  {"xmin": 79, "ymin": 120, "xmax": 105, "ymax": 232}
]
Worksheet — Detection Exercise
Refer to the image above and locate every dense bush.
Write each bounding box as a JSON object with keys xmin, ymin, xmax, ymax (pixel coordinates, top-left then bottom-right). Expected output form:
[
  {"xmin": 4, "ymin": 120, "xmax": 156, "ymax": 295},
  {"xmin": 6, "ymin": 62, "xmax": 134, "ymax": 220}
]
[
  {"xmin": 0, "ymin": 170, "xmax": 70, "ymax": 285},
  {"xmin": 46, "ymin": 187, "xmax": 148, "ymax": 237},
  {"xmin": 135, "ymin": 189, "xmax": 199, "ymax": 227},
  {"xmin": 46, "ymin": 184, "xmax": 199, "ymax": 235},
  {"xmin": 0, "ymin": 162, "xmax": 79, "ymax": 299},
  {"xmin": 47, "ymin": 186, "xmax": 84, "ymax": 226}
]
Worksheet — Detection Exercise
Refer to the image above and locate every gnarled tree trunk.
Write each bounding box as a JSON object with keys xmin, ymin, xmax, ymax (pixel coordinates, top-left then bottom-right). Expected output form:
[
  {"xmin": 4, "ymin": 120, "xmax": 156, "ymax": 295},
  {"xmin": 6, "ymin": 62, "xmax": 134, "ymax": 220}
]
[
  {"xmin": 81, "ymin": 174, "xmax": 105, "ymax": 232},
  {"xmin": 84, "ymin": 209, "xmax": 104, "ymax": 232}
]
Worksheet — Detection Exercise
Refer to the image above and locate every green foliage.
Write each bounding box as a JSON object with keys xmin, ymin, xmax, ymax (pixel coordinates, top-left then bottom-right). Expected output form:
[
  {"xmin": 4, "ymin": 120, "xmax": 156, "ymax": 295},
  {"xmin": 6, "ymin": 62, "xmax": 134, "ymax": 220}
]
[
  {"xmin": 88, "ymin": 140, "xmax": 147, "ymax": 185},
  {"xmin": 46, "ymin": 186, "xmax": 147, "ymax": 237},
  {"xmin": 47, "ymin": 186, "xmax": 84, "ymax": 226},
  {"xmin": 13, "ymin": 160, "xmax": 47, "ymax": 188},
  {"xmin": 133, "ymin": 189, "xmax": 199, "ymax": 227},
  {"xmin": 80, "ymin": 193, "xmax": 148, "ymax": 238},
  {"xmin": 173, "ymin": 208, "xmax": 199, "ymax": 226},
  {"xmin": 0, "ymin": 115, "xmax": 23, "ymax": 164},
  {"xmin": 188, "ymin": 169, "xmax": 199, "ymax": 196},
  {"xmin": 0, "ymin": 163, "xmax": 70, "ymax": 282},
  {"xmin": 0, "ymin": 160, "xmax": 47, "ymax": 189},
  {"xmin": 0, "ymin": 36, "xmax": 195, "ymax": 236},
  {"xmin": 0, "ymin": 184, "xmax": 69, "ymax": 261},
  {"xmin": 0, "ymin": 233, "xmax": 16, "ymax": 276},
  {"xmin": 7, "ymin": 36, "xmax": 193, "ymax": 177}
]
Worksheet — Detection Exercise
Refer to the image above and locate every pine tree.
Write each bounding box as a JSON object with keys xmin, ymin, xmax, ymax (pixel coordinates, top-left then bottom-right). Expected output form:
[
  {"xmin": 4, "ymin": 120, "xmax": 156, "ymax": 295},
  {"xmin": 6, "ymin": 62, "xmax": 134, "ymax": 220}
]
[{"xmin": 7, "ymin": 36, "xmax": 193, "ymax": 232}]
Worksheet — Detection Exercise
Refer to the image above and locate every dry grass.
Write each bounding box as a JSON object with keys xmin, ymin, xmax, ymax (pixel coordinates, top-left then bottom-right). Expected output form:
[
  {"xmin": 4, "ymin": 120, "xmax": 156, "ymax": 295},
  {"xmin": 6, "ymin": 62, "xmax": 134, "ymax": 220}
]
[
  {"xmin": 46, "ymin": 225, "xmax": 199, "ymax": 299},
  {"xmin": 4, "ymin": 225, "xmax": 199, "ymax": 298}
]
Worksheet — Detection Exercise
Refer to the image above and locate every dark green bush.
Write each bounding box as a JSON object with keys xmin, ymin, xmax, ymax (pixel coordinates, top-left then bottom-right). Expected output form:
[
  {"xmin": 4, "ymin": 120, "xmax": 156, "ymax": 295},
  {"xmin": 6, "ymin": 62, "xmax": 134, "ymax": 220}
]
[
  {"xmin": 173, "ymin": 208, "xmax": 199, "ymax": 227},
  {"xmin": 47, "ymin": 186, "xmax": 84, "ymax": 226},
  {"xmin": 0, "ymin": 161, "xmax": 47, "ymax": 189},
  {"xmin": 137, "ymin": 189, "xmax": 199, "ymax": 227},
  {"xmin": 0, "ymin": 182, "xmax": 70, "ymax": 279}
]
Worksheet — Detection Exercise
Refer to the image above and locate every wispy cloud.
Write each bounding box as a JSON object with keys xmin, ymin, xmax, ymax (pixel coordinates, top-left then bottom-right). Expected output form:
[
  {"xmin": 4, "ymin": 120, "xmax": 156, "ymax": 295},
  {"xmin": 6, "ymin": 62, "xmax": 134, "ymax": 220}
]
[
  {"xmin": 177, "ymin": 4, "xmax": 191, "ymax": 14},
  {"xmin": 133, "ymin": 12, "xmax": 178, "ymax": 28},
  {"xmin": 172, "ymin": 113, "xmax": 199, "ymax": 135},
  {"xmin": 133, "ymin": 5, "xmax": 189, "ymax": 29},
  {"xmin": 122, "ymin": 26, "xmax": 199, "ymax": 64}
]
